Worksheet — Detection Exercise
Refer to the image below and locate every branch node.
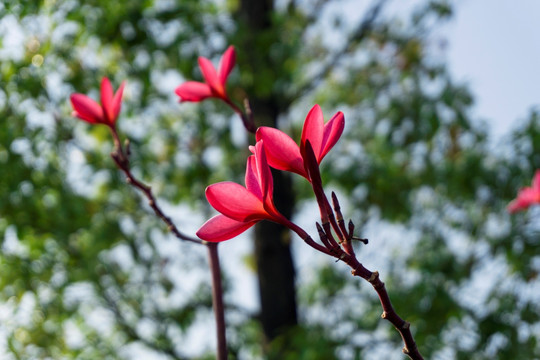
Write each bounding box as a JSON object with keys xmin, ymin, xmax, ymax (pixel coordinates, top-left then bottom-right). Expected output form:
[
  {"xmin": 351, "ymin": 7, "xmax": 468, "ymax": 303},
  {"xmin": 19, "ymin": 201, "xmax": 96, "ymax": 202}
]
[
  {"xmin": 402, "ymin": 321, "xmax": 410, "ymax": 330},
  {"xmin": 368, "ymin": 271, "xmax": 379, "ymax": 283},
  {"xmin": 381, "ymin": 311, "xmax": 388, "ymax": 319}
]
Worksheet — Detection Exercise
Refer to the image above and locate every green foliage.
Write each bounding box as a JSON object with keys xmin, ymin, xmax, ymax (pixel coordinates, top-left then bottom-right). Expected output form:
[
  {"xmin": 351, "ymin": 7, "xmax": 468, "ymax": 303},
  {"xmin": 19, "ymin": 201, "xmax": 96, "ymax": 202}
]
[{"xmin": 1, "ymin": 0, "xmax": 540, "ymax": 359}]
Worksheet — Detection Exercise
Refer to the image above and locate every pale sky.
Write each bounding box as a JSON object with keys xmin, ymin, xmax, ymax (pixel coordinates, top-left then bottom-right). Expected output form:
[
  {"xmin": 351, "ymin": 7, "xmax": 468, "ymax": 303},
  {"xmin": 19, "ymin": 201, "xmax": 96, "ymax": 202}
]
[
  {"xmin": 2, "ymin": 1, "xmax": 539, "ymax": 358},
  {"xmin": 445, "ymin": 0, "xmax": 540, "ymax": 141}
]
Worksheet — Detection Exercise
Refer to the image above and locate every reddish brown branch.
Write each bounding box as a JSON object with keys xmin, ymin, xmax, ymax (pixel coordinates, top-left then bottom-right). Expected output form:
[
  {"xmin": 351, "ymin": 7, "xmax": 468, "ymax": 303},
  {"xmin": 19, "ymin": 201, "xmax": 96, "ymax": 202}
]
[
  {"xmin": 223, "ymin": 97, "xmax": 256, "ymax": 133},
  {"xmin": 309, "ymin": 188, "xmax": 423, "ymax": 360},
  {"xmin": 109, "ymin": 129, "xmax": 202, "ymax": 245},
  {"xmin": 348, "ymin": 260, "xmax": 423, "ymax": 359},
  {"xmin": 367, "ymin": 271, "xmax": 422, "ymax": 359}
]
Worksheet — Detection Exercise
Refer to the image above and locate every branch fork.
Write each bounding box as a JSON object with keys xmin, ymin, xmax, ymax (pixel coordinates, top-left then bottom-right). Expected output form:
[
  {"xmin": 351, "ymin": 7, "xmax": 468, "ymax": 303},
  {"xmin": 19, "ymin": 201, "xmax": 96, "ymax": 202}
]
[{"xmin": 297, "ymin": 141, "xmax": 424, "ymax": 360}]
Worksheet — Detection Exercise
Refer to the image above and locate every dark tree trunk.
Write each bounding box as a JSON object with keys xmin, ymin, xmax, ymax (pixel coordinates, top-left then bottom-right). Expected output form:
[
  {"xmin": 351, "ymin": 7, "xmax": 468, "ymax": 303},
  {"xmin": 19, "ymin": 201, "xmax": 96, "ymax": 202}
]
[
  {"xmin": 236, "ymin": 0, "xmax": 299, "ymax": 344},
  {"xmin": 251, "ymin": 98, "xmax": 298, "ymax": 341},
  {"xmin": 254, "ymin": 168, "xmax": 297, "ymax": 341}
]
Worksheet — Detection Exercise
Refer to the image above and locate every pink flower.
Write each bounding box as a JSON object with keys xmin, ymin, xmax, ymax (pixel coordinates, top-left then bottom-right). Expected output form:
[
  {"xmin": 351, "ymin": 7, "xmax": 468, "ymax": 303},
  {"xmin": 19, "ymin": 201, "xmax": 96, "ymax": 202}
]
[
  {"xmin": 70, "ymin": 77, "xmax": 125, "ymax": 127},
  {"xmin": 175, "ymin": 46, "xmax": 236, "ymax": 103},
  {"xmin": 197, "ymin": 140, "xmax": 291, "ymax": 242},
  {"xmin": 508, "ymin": 170, "xmax": 540, "ymax": 213},
  {"xmin": 255, "ymin": 104, "xmax": 344, "ymax": 180}
]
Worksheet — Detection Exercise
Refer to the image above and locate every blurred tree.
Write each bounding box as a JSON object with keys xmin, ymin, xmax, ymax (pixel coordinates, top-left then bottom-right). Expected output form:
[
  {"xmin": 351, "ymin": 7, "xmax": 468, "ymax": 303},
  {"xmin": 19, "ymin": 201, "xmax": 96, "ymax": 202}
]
[{"xmin": 0, "ymin": 0, "xmax": 539, "ymax": 359}]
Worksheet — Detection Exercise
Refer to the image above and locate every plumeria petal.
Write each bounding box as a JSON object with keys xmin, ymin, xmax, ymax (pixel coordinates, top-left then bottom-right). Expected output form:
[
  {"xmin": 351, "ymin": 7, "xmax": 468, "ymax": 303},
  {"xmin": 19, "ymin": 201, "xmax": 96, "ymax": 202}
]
[
  {"xmin": 100, "ymin": 78, "xmax": 125, "ymax": 125},
  {"xmin": 175, "ymin": 81, "xmax": 213, "ymax": 102},
  {"xmin": 257, "ymin": 105, "xmax": 345, "ymax": 182},
  {"xmin": 301, "ymin": 104, "xmax": 324, "ymax": 160},
  {"xmin": 246, "ymin": 141, "xmax": 283, "ymax": 218},
  {"xmin": 508, "ymin": 187, "xmax": 537, "ymax": 213},
  {"xmin": 176, "ymin": 47, "xmax": 235, "ymax": 103},
  {"xmin": 199, "ymin": 56, "xmax": 225, "ymax": 98},
  {"xmin": 532, "ymin": 170, "xmax": 540, "ymax": 191},
  {"xmin": 254, "ymin": 140, "xmax": 273, "ymax": 206},
  {"xmin": 320, "ymin": 111, "xmax": 345, "ymax": 161},
  {"xmin": 508, "ymin": 188, "xmax": 537, "ymax": 213},
  {"xmin": 196, "ymin": 214, "xmax": 255, "ymax": 242},
  {"xmin": 100, "ymin": 78, "xmax": 114, "ymax": 124},
  {"xmin": 245, "ymin": 155, "xmax": 263, "ymax": 200},
  {"xmin": 507, "ymin": 201, "xmax": 520, "ymax": 213},
  {"xmin": 206, "ymin": 182, "xmax": 268, "ymax": 222},
  {"xmin": 218, "ymin": 46, "xmax": 236, "ymax": 85},
  {"xmin": 508, "ymin": 170, "xmax": 540, "ymax": 213},
  {"xmin": 70, "ymin": 94, "xmax": 103, "ymax": 124},
  {"xmin": 199, "ymin": 140, "xmax": 294, "ymax": 241},
  {"xmin": 111, "ymin": 81, "xmax": 126, "ymax": 123},
  {"xmin": 256, "ymin": 127, "xmax": 306, "ymax": 177}
]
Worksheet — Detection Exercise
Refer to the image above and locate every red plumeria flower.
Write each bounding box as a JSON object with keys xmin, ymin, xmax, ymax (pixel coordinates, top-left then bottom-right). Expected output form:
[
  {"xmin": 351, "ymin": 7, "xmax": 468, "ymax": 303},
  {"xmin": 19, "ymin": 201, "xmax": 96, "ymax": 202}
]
[
  {"xmin": 197, "ymin": 140, "xmax": 292, "ymax": 242},
  {"xmin": 508, "ymin": 170, "xmax": 540, "ymax": 213},
  {"xmin": 255, "ymin": 104, "xmax": 344, "ymax": 180},
  {"xmin": 70, "ymin": 77, "xmax": 125, "ymax": 128},
  {"xmin": 175, "ymin": 46, "xmax": 236, "ymax": 103}
]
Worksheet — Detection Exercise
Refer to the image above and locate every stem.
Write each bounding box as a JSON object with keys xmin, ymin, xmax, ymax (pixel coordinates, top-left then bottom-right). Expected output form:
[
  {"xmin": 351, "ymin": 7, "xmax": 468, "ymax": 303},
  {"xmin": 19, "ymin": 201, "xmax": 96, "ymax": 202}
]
[
  {"xmin": 349, "ymin": 261, "xmax": 423, "ymax": 360},
  {"xmin": 283, "ymin": 219, "xmax": 332, "ymax": 255},
  {"xmin": 296, "ymin": 222, "xmax": 423, "ymax": 358},
  {"xmin": 207, "ymin": 242, "xmax": 227, "ymax": 360},
  {"xmin": 223, "ymin": 98, "xmax": 256, "ymax": 133},
  {"xmin": 108, "ymin": 128, "xmax": 202, "ymax": 245}
]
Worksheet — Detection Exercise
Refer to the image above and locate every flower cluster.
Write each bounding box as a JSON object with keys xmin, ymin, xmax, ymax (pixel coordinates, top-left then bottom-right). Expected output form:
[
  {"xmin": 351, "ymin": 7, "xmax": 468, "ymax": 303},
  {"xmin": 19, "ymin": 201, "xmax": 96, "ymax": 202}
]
[
  {"xmin": 69, "ymin": 44, "xmax": 537, "ymax": 247},
  {"xmin": 196, "ymin": 104, "xmax": 344, "ymax": 242},
  {"xmin": 68, "ymin": 46, "xmax": 346, "ymax": 245},
  {"xmin": 67, "ymin": 44, "xmax": 431, "ymax": 360},
  {"xmin": 196, "ymin": 140, "xmax": 292, "ymax": 241}
]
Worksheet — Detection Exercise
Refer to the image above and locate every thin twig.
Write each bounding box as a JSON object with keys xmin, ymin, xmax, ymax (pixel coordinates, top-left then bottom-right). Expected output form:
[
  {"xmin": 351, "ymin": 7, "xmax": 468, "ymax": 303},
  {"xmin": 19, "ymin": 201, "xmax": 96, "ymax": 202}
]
[
  {"xmin": 352, "ymin": 266, "xmax": 423, "ymax": 360},
  {"xmin": 224, "ymin": 98, "xmax": 256, "ymax": 133},
  {"xmin": 109, "ymin": 129, "xmax": 202, "ymax": 245},
  {"xmin": 107, "ymin": 127, "xmax": 228, "ymax": 359},
  {"xmin": 325, "ymin": 212, "xmax": 423, "ymax": 359}
]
